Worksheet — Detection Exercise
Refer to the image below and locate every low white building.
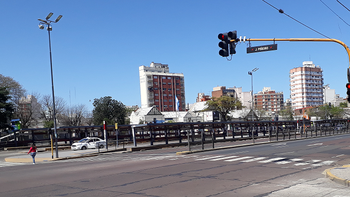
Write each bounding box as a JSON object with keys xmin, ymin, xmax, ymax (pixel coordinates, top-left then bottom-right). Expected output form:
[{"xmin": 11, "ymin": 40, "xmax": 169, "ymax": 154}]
[{"xmin": 129, "ymin": 106, "xmax": 164, "ymax": 125}]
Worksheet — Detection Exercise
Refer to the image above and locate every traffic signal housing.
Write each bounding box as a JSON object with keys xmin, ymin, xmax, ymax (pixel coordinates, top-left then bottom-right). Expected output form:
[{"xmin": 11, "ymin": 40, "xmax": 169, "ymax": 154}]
[
  {"xmin": 347, "ymin": 83, "xmax": 350, "ymax": 102},
  {"xmin": 218, "ymin": 33, "xmax": 229, "ymax": 57},
  {"xmin": 218, "ymin": 31, "xmax": 238, "ymax": 57},
  {"xmin": 228, "ymin": 31, "xmax": 237, "ymax": 55}
]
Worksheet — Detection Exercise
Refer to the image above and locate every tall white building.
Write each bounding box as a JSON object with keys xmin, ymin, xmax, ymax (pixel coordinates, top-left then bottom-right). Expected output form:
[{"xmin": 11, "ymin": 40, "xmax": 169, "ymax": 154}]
[
  {"xmin": 290, "ymin": 61, "xmax": 324, "ymax": 110},
  {"xmin": 139, "ymin": 62, "xmax": 185, "ymax": 112},
  {"xmin": 323, "ymin": 85, "xmax": 336, "ymax": 104}
]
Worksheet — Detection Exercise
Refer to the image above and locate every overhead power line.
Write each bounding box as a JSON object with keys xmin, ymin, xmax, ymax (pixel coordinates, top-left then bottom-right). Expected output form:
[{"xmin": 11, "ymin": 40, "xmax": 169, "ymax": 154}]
[
  {"xmin": 262, "ymin": 0, "xmax": 331, "ymax": 39},
  {"xmin": 337, "ymin": 0, "xmax": 350, "ymax": 12},
  {"xmin": 320, "ymin": 0, "xmax": 350, "ymax": 27}
]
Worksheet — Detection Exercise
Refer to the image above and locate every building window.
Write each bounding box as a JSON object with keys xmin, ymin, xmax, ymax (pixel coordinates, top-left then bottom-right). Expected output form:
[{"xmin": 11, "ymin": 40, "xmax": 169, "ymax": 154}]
[
  {"xmin": 155, "ymin": 94, "xmax": 158, "ymax": 96},
  {"xmin": 164, "ymin": 99, "xmax": 168, "ymax": 102},
  {"xmin": 154, "ymin": 82, "xmax": 158, "ymax": 85},
  {"xmin": 164, "ymin": 94, "xmax": 167, "ymax": 96},
  {"xmin": 162, "ymin": 77, "xmax": 166, "ymax": 79},
  {"xmin": 164, "ymin": 105, "xmax": 167, "ymax": 108},
  {"xmin": 162, "ymin": 82, "xmax": 166, "ymax": 85},
  {"xmin": 154, "ymin": 76, "xmax": 158, "ymax": 79},
  {"xmin": 167, "ymin": 77, "xmax": 171, "ymax": 79},
  {"xmin": 168, "ymin": 83, "xmax": 171, "ymax": 85}
]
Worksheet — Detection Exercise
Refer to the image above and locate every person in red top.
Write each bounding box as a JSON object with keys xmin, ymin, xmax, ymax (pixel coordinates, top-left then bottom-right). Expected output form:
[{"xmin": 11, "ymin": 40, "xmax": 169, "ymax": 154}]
[{"xmin": 27, "ymin": 143, "xmax": 37, "ymax": 164}]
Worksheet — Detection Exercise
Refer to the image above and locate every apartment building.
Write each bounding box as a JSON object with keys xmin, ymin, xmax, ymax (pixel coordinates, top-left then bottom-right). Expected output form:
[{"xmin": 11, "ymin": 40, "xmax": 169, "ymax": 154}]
[
  {"xmin": 139, "ymin": 62, "xmax": 185, "ymax": 112},
  {"xmin": 211, "ymin": 86, "xmax": 251, "ymax": 108},
  {"xmin": 254, "ymin": 87, "xmax": 284, "ymax": 111},
  {"xmin": 290, "ymin": 61, "xmax": 323, "ymax": 110}
]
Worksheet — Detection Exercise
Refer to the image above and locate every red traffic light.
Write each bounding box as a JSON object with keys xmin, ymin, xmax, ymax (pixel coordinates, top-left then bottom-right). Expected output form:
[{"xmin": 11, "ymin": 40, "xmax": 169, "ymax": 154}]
[
  {"xmin": 218, "ymin": 33, "xmax": 228, "ymax": 41},
  {"xmin": 346, "ymin": 83, "xmax": 350, "ymax": 89}
]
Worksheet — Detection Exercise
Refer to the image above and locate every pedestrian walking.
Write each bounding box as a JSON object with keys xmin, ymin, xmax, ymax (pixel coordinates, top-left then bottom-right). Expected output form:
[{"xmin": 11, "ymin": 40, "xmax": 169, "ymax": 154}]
[{"xmin": 27, "ymin": 143, "xmax": 37, "ymax": 164}]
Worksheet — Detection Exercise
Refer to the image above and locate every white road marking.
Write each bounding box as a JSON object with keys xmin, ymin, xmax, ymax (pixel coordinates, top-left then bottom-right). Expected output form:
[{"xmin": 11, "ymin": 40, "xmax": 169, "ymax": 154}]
[
  {"xmin": 289, "ymin": 158, "xmax": 304, "ymax": 162},
  {"xmin": 307, "ymin": 143, "xmax": 323, "ymax": 146},
  {"xmin": 210, "ymin": 156, "xmax": 238, "ymax": 161},
  {"xmin": 308, "ymin": 160, "xmax": 321, "ymax": 163},
  {"xmin": 275, "ymin": 161, "xmax": 292, "ymax": 164},
  {"xmin": 312, "ymin": 161, "xmax": 334, "ymax": 166},
  {"xmin": 258, "ymin": 157, "xmax": 286, "ymax": 163},
  {"xmin": 241, "ymin": 157, "xmax": 267, "ymax": 162},
  {"xmin": 225, "ymin": 156, "xmax": 252, "ymax": 162},
  {"xmin": 196, "ymin": 155, "xmax": 225, "ymax": 161}
]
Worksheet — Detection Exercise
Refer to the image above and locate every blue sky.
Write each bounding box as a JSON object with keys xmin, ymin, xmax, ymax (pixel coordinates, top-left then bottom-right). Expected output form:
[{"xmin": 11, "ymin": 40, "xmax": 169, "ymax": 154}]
[{"xmin": 1, "ymin": 0, "xmax": 350, "ymax": 111}]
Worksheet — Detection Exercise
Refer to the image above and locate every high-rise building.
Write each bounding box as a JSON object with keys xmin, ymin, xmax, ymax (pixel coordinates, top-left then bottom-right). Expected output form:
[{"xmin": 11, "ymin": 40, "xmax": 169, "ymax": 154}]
[
  {"xmin": 290, "ymin": 61, "xmax": 324, "ymax": 110},
  {"xmin": 254, "ymin": 87, "xmax": 284, "ymax": 112},
  {"xmin": 139, "ymin": 62, "xmax": 185, "ymax": 112}
]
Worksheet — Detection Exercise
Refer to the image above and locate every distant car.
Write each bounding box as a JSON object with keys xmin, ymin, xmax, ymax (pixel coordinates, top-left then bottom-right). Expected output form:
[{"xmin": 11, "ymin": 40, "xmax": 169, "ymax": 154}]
[
  {"xmin": 71, "ymin": 137, "xmax": 106, "ymax": 151},
  {"xmin": 336, "ymin": 124, "xmax": 344, "ymax": 131}
]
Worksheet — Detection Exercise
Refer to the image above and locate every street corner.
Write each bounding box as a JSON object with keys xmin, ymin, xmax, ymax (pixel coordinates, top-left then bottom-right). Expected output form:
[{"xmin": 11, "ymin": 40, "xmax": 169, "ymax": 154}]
[{"xmin": 324, "ymin": 165, "xmax": 350, "ymax": 187}]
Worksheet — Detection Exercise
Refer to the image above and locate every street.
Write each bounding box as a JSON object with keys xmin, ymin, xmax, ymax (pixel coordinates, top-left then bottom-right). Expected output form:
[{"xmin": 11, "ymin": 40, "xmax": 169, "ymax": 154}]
[{"xmin": 1, "ymin": 134, "xmax": 350, "ymax": 196}]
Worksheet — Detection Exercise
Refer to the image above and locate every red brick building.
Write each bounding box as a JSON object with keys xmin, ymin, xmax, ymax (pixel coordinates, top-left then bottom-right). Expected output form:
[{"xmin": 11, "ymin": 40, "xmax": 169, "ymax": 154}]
[{"xmin": 254, "ymin": 87, "xmax": 284, "ymax": 112}]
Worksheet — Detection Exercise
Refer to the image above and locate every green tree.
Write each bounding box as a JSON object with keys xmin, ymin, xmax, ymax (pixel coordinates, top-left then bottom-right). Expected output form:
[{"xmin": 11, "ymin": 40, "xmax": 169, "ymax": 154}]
[
  {"xmin": 92, "ymin": 96, "xmax": 127, "ymax": 125},
  {"xmin": 308, "ymin": 104, "xmax": 344, "ymax": 120},
  {"xmin": 279, "ymin": 106, "xmax": 294, "ymax": 120},
  {"xmin": 339, "ymin": 102, "xmax": 348, "ymax": 108},
  {"xmin": 330, "ymin": 106, "xmax": 344, "ymax": 119},
  {"xmin": 0, "ymin": 74, "xmax": 26, "ymax": 105},
  {"xmin": 0, "ymin": 87, "xmax": 14, "ymax": 131},
  {"xmin": 205, "ymin": 96, "xmax": 243, "ymax": 121}
]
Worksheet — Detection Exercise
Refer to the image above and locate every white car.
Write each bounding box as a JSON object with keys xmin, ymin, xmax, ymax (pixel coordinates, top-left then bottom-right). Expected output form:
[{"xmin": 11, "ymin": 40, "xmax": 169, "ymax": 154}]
[{"xmin": 71, "ymin": 137, "xmax": 106, "ymax": 150}]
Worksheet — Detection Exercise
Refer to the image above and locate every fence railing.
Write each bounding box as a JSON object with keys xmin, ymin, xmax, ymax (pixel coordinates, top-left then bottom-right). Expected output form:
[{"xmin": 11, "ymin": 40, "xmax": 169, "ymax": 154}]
[{"xmin": 0, "ymin": 119, "xmax": 349, "ymax": 150}]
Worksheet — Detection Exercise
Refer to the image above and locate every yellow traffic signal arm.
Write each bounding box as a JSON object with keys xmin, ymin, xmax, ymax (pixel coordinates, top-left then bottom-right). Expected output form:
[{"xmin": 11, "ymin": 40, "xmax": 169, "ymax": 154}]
[{"xmin": 242, "ymin": 38, "xmax": 350, "ymax": 68}]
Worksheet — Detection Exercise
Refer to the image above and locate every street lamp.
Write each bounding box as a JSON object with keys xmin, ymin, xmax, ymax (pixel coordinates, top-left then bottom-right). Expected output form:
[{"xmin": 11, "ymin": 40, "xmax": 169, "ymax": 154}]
[
  {"xmin": 248, "ymin": 67, "xmax": 259, "ymax": 143},
  {"xmin": 38, "ymin": 13, "xmax": 62, "ymax": 158}
]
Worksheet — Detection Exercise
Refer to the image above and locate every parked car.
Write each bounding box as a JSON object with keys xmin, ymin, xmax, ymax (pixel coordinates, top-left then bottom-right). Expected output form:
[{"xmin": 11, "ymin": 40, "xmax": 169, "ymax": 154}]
[{"xmin": 71, "ymin": 137, "xmax": 106, "ymax": 150}]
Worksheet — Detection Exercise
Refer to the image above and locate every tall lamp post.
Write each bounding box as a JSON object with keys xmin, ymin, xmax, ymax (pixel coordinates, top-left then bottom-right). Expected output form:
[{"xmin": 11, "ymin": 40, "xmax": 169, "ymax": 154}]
[
  {"xmin": 38, "ymin": 13, "xmax": 62, "ymax": 158},
  {"xmin": 248, "ymin": 67, "xmax": 259, "ymax": 143}
]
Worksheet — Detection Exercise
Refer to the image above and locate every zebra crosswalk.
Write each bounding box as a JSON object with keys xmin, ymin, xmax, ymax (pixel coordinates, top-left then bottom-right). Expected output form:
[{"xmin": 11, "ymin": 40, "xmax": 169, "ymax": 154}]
[
  {"xmin": 10, "ymin": 153, "xmax": 334, "ymax": 170},
  {"xmin": 194, "ymin": 154, "xmax": 335, "ymax": 168}
]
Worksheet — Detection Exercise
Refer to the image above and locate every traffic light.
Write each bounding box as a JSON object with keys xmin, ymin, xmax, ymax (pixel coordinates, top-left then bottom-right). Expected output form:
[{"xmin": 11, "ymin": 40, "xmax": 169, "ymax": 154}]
[
  {"xmin": 218, "ymin": 33, "xmax": 229, "ymax": 57},
  {"xmin": 218, "ymin": 31, "xmax": 238, "ymax": 57},
  {"xmin": 228, "ymin": 31, "xmax": 237, "ymax": 55},
  {"xmin": 346, "ymin": 83, "xmax": 350, "ymax": 102}
]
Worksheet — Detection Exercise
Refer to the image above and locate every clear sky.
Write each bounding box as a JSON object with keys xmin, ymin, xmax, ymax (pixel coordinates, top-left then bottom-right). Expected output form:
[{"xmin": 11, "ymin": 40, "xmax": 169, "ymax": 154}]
[{"xmin": 1, "ymin": 0, "xmax": 350, "ymax": 111}]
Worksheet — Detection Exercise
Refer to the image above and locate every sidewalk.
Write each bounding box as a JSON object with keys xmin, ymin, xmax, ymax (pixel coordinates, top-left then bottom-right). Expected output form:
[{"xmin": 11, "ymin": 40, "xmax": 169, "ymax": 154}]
[
  {"xmin": 4, "ymin": 148, "xmax": 103, "ymax": 163},
  {"xmin": 324, "ymin": 165, "xmax": 350, "ymax": 187},
  {"xmin": 3, "ymin": 138, "xmax": 350, "ymax": 187}
]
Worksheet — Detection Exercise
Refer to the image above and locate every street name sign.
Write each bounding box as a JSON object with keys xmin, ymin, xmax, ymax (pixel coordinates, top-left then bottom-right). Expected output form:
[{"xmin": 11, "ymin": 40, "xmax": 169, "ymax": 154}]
[{"xmin": 247, "ymin": 44, "xmax": 277, "ymax": 53}]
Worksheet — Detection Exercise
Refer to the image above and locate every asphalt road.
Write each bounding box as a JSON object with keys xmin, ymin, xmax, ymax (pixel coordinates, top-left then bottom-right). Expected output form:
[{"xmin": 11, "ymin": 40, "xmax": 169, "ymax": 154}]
[{"xmin": 1, "ymin": 134, "xmax": 350, "ymax": 197}]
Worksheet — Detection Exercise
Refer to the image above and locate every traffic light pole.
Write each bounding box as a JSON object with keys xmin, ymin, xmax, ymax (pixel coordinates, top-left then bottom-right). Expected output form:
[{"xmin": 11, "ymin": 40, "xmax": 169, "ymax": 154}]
[{"xmin": 240, "ymin": 38, "xmax": 350, "ymax": 69}]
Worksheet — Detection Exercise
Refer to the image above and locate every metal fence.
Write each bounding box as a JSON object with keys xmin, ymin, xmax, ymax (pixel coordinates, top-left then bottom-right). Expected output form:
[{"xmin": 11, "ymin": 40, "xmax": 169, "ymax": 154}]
[{"xmin": 1, "ymin": 119, "xmax": 349, "ymax": 150}]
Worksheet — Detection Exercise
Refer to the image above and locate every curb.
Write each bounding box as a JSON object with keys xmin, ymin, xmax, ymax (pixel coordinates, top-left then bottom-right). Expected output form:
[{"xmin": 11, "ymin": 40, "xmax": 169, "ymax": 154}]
[{"xmin": 324, "ymin": 165, "xmax": 350, "ymax": 187}]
